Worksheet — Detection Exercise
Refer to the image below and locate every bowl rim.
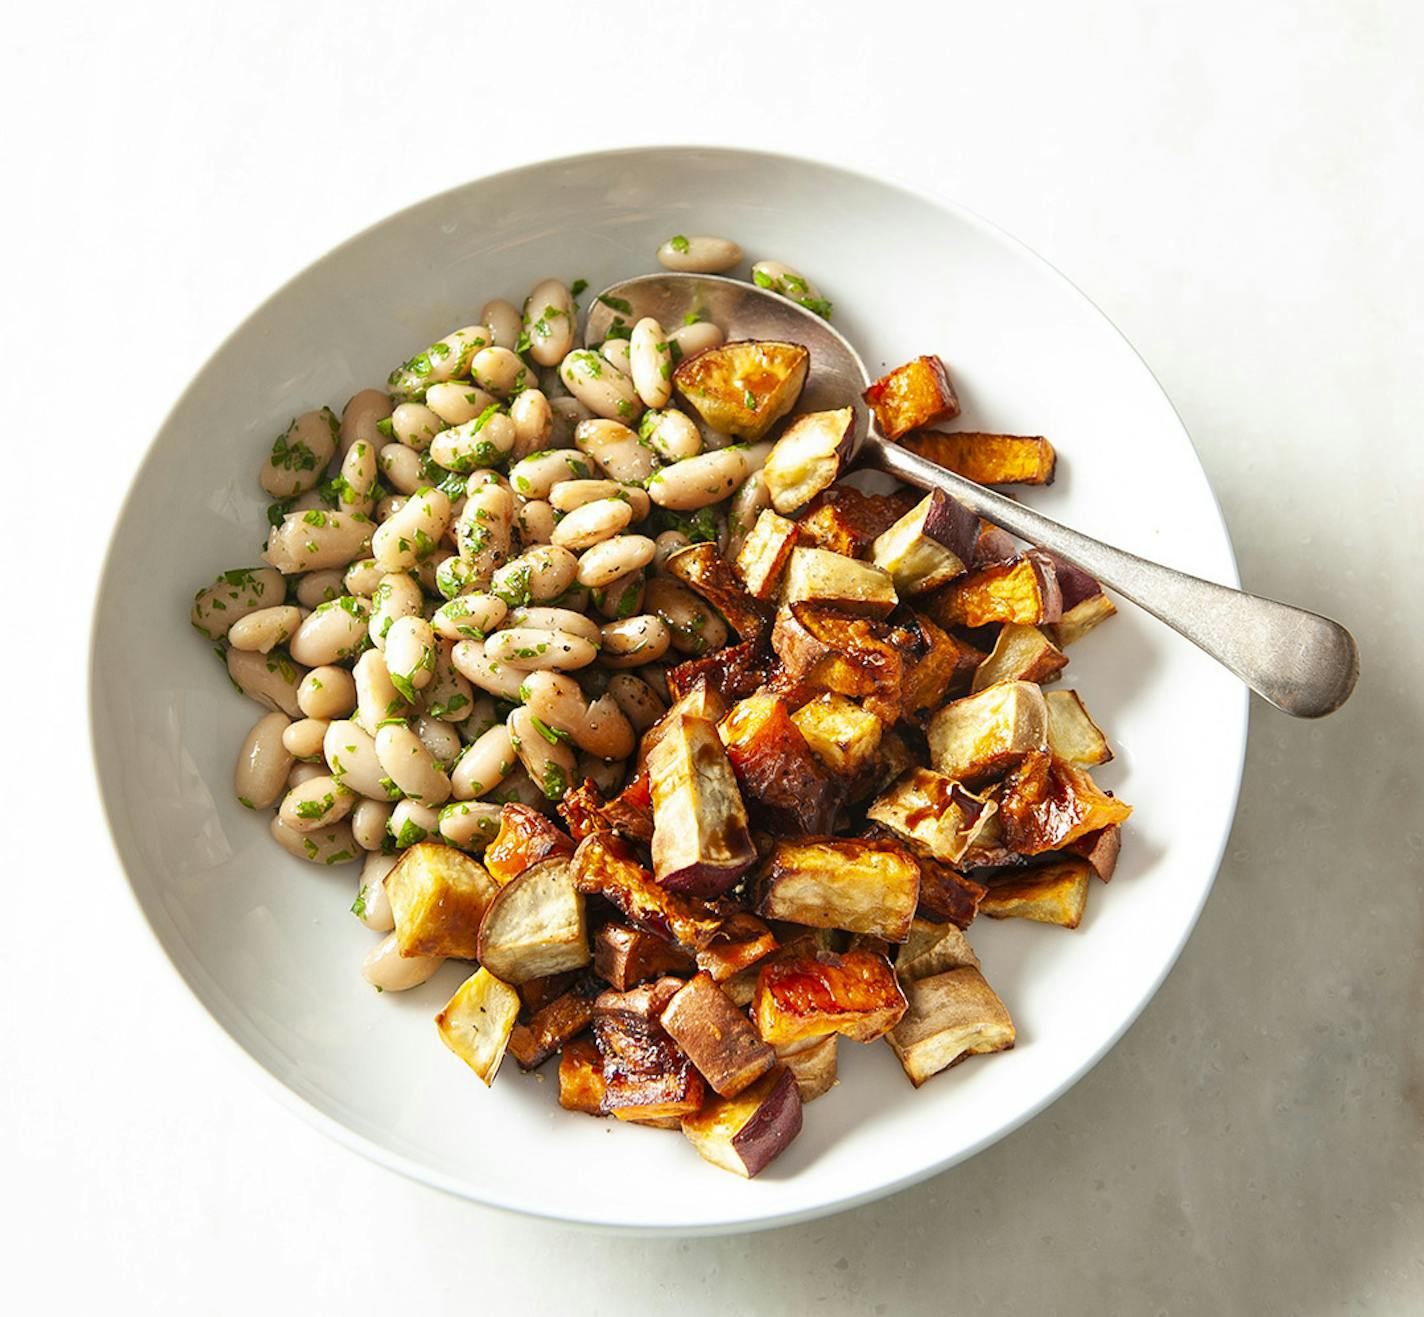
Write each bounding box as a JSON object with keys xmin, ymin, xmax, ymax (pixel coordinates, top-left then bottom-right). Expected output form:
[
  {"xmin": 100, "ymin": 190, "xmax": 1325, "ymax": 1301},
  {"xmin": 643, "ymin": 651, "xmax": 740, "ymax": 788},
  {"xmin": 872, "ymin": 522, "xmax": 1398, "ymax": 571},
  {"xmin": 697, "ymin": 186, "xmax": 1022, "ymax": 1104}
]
[{"xmin": 87, "ymin": 143, "xmax": 1249, "ymax": 1235}]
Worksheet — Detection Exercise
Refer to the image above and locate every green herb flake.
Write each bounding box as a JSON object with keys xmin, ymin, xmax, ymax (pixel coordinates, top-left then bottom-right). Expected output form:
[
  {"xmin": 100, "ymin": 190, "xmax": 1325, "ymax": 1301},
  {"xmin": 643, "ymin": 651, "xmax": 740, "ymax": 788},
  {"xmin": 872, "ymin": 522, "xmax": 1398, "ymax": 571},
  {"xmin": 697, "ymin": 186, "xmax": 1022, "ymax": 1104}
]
[{"xmin": 669, "ymin": 235, "xmax": 690, "ymax": 254}]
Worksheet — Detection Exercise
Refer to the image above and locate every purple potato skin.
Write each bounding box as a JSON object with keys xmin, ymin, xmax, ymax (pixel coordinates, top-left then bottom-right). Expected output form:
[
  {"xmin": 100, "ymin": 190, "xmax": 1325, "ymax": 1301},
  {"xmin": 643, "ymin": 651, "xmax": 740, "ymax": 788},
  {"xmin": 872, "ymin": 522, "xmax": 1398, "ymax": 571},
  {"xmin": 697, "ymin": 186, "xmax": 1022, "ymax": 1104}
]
[{"xmin": 920, "ymin": 489, "xmax": 980, "ymax": 572}]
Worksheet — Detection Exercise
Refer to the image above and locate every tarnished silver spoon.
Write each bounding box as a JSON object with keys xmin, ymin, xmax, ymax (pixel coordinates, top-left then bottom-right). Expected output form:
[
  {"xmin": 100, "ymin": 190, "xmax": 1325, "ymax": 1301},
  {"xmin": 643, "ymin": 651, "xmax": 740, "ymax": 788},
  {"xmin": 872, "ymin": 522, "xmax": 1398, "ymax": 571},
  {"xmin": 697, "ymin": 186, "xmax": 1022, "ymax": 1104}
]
[{"xmin": 586, "ymin": 273, "xmax": 1358, "ymax": 718}]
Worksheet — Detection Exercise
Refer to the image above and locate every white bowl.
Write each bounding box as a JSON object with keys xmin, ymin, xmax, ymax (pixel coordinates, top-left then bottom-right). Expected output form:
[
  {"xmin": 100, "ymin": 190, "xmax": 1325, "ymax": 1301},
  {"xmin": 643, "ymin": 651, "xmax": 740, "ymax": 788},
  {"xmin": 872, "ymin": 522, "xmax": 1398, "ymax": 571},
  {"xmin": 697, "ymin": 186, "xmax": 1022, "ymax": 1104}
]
[{"xmin": 90, "ymin": 146, "xmax": 1247, "ymax": 1234}]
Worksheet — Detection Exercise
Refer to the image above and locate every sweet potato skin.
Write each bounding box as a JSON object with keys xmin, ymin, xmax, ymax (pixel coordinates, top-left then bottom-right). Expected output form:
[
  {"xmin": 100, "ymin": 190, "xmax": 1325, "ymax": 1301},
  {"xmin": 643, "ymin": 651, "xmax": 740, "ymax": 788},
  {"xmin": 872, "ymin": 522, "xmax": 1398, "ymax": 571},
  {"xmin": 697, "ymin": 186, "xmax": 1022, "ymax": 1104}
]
[
  {"xmin": 901, "ymin": 431, "xmax": 1057, "ymax": 486},
  {"xmin": 661, "ymin": 972, "xmax": 776, "ymax": 1097},
  {"xmin": 594, "ymin": 978, "xmax": 706, "ymax": 1121},
  {"xmin": 680, "ymin": 1066, "xmax": 803, "ymax": 1178},
  {"xmin": 594, "ymin": 923, "xmax": 696, "ymax": 991},
  {"xmin": 508, "ymin": 986, "xmax": 598, "ymax": 1070},
  {"xmin": 863, "ymin": 355, "xmax": 960, "ymax": 439}
]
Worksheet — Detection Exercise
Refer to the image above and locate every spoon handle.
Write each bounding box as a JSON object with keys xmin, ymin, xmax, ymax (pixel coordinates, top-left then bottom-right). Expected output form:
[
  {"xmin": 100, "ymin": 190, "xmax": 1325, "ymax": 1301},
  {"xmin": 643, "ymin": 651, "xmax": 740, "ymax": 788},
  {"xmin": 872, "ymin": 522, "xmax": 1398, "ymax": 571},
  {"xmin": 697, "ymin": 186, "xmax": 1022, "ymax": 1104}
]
[{"xmin": 866, "ymin": 437, "xmax": 1359, "ymax": 717}]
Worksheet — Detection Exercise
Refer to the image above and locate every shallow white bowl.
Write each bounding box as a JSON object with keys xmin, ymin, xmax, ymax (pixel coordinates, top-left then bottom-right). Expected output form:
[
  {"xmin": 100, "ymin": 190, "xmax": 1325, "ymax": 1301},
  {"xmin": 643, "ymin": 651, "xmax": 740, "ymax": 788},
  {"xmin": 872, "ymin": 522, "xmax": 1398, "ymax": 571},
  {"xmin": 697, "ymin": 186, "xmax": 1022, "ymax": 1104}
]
[{"xmin": 91, "ymin": 146, "xmax": 1247, "ymax": 1234}]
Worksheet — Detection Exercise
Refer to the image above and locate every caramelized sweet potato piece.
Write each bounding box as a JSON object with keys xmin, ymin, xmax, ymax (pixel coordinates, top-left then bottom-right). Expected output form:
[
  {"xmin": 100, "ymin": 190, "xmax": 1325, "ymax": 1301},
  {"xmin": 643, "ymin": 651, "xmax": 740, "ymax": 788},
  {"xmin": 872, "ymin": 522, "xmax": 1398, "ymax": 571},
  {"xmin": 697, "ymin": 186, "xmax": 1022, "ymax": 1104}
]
[
  {"xmin": 665, "ymin": 639, "xmax": 765, "ymax": 705},
  {"xmin": 695, "ymin": 913, "xmax": 778, "ymax": 982},
  {"xmin": 973, "ymin": 521, "xmax": 1020, "ymax": 568},
  {"xmin": 980, "ymin": 856, "xmax": 1092, "ymax": 928},
  {"xmin": 1044, "ymin": 689, "xmax": 1113, "ymax": 766},
  {"xmin": 1066, "ymin": 824, "xmax": 1122, "ymax": 882},
  {"xmin": 673, "ymin": 340, "xmax": 809, "ymax": 441},
  {"xmin": 996, "ymin": 752, "xmax": 1132, "ymax": 856},
  {"xmin": 773, "ymin": 1033, "xmax": 838, "ymax": 1102},
  {"xmin": 869, "ymin": 491, "xmax": 978, "ymax": 596},
  {"xmin": 757, "ymin": 836, "xmax": 920, "ymax": 943},
  {"xmin": 846, "ymin": 728, "xmax": 918, "ymax": 805},
  {"xmin": 649, "ymin": 714, "xmax": 757, "ymax": 896},
  {"xmin": 435, "ymin": 968, "xmax": 521, "ymax": 1086},
  {"xmin": 570, "ymin": 831, "xmax": 725, "ymax": 950},
  {"xmin": 559, "ymin": 777, "xmax": 653, "ymax": 843},
  {"xmin": 594, "ymin": 923, "xmax": 696, "ymax": 991},
  {"xmin": 753, "ymin": 948, "xmax": 907, "ymax": 1045},
  {"xmin": 386, "ymin": 843, "xmax": 499, "ymax": 960},
  {"xmin": 790, "ymin": 692, "xmax": 883, "ymax": 775},
  {"xmin": 595, "ymin": 978, "xmax": 706, "ymax": 1122},
  {"xmin": 484, "ymin": 803, "xmax": 575, "ymax": 885},
  {"xmin": 901, "ymin": 430, "xmax": 1057, "ymax": 486},
  {"xmin": 719, "ymin": 692, "xmax": 844, "ymax": 836},
  {"xmin": 895, "ymin": 919, "xmax": 980, "ymax": 982},
  {"xmin": 664, "ymin": 542, "xmax": 771, "ymax": 643},
  {"xmin": 661, "ymin": 972, "xmax": 776, "ymax": 1097},
  {"xmin": 508, "ymin": 985, "xmax": 598, "ymax": 1070},
  {"xmin": 863, "ymin": 355, "xmax": 960, "ymax": 439},
  {"xmin": 866, "ymin": 768, "xmax": 998, "ymax": 865},
  {"xmin": 914, "ymin": 855, "xmax": 987, "ymax": 929},
  {"xmin": 1049, "ymin": 592, "xmax": 1118, "ymax": 648},
  {"xmin": 926, "ymin": 680, "xmax": 1049, "ymax": 785},
  {"xmin": 773, "ymin": 603, "xmax": 904, "ymax": 725},
  {"xmin": 681, "ymin": 1067, "xmax": 802, "ymax": 1177},
  {"xmin": 475, "ymin": 857, "xmax": 591, "ymax": 984},
  {"xmin": 887, "ymin": 966, "xmax": 1015, "ymax": 1087},
  {"xmin": 762, "ymin": 408, "xmax": 856, "ymax": 514},
  {"xmin": 782, "ymin": 546, "xmax": 898, "ymax": 618},
  {"xmin": 897, "ymin": 611, "xmax": 982, "ymax": 722},
  {"xmin": 923, "ymin": 553, "xmax": 1063, "ymax": 629},
  {"xmin": 558, "ymin": 1037, "xmax": 607, "ymax": 1114},
  {"xmin": 795, "ymin": 485, "xmax": 916, "ymax": 558},
  {"xmin": 971, "ymin": 623, "xmax": 1069, "ymax": 692},
  {"xmin": 736, "ymin": 508, "xmax": 800, "ymax": 601}
]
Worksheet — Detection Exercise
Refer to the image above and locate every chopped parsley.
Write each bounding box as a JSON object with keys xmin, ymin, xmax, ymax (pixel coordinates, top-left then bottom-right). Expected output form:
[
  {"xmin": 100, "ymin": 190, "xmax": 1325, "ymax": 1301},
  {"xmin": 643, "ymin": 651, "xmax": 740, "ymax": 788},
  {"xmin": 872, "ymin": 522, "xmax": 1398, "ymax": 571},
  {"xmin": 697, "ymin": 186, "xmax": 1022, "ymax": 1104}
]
[{"xmin": 668, "ymin": 234, "xmax": 690, "ymax": 254}]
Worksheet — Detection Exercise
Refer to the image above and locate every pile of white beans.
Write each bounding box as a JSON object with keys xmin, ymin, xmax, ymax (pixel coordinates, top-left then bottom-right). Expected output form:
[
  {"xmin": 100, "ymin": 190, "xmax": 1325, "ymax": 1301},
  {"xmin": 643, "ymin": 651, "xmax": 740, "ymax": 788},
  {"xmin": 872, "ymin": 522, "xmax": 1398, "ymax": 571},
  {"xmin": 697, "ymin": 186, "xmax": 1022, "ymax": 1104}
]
[{"xmin": 191, "ymin": 235, "xmax": 828, "ymax": 989}]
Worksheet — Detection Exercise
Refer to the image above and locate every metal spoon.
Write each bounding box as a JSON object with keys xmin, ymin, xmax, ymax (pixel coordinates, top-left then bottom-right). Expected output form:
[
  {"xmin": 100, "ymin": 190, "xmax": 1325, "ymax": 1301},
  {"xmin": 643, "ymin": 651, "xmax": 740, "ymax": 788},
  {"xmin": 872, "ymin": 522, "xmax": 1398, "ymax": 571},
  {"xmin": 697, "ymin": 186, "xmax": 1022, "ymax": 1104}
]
[{"xmin": 586, "ymin": 273, "xmax": 1358, "ymax": 717}]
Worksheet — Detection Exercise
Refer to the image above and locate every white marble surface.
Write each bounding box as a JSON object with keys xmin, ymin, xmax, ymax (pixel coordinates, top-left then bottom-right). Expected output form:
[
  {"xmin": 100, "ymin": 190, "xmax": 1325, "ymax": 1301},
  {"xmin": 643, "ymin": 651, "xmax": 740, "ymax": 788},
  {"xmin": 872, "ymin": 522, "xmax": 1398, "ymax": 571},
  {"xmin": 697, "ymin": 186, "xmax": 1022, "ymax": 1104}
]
[{"xmin": 3, "ymin": 1, "xmax": 1420, "ymax": 1312}]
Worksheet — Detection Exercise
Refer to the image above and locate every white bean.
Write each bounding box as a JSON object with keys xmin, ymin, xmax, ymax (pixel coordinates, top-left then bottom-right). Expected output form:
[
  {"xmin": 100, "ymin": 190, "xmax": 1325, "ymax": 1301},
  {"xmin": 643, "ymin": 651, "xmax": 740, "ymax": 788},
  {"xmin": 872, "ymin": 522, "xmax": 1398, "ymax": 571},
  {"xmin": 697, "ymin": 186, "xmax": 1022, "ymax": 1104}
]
[
  {"xmin": 353, "ymin": 648, "xmax": 409, "ymax": 733},
  {"xmin": 598, "ymin": 615, "xmax": 672, "ymax": 667},
  {"xmin": 260, "ymin": 408, "xmax": 338, "ymax": 498},
  {"xmin": 391, "ymin": 401, "xmax": 445, "ymax": 451},
  {"xmin": 607, "ymin": 673, "xmax": 665, "ymax": 733},
  {"xmin": 519, "ymin": 670, "xmax": 586, "ymax": 734},
  {"xmin": 414, "ymin": 713, "xmax": 461, "ymax": 767},
  {"xmin": 353, "ymin": 851, "xmax": 398, "ymax": 925},
  {"xmin": 339, "ymin": 439, "xmax": 379, "ymax": 512},
  {"xmin": 508, "ymin": 448, "xmax": 591, "ymax": 500},
  {"xmin": 523, "ymin": 279, "xmax": 575, "ymax": 367},
  {"xmin": 227, "ymin": 605, "xmax": 303, "ymax": 654},
  {"xmin": 265, "ymin": 510, "xmax": 373, "ymax": 574},
  {"xmin": 592, "ymin": 569, "xmax": 646, "ymax": 620},
  {"xmin": 516, "ymin": 499, "xmax": 556, "ymax": 546},
  {"xmin": 549, "ymin": 395, "xmax": 592, "ymax": 446},
  {"xmin": 576, "ymin": 534, "xmax": 657, "ymax": 588},
  {"xmin": 646, "ymin": 448, "xmax": 749, "ymax": 511},
  {"xmin": 451, "ymin": 724, "xmax": 517, "ymax": 801},
  {"xmin": 574, "ymin": 418, "xmax": 658, "ymax": 484},
  {"xmin": 377, "ymin": 442, "xmax": 425, "ymax": 495},
  {"xmin": 490, "ymin": 544, "xmax": 578, "ymax": 606},
  {"xmin": 390, "ymin": 799, "xmax": 441, "ymax": 847},
  {"xmin": 637, "ymin": 663, "xmax": 671, "ymax": 702},
  {"xmin": 668, "ymin": 320, "xmax": 725, "ymax": 359},
  {"xmin": 751, "ymin": 259, "xmax": 825, "ymax": 310},
  {"xmin": 432, "ymin": 410, "xmax": 516, "ymax": 472},
  {"xmin": 340, "ymin": 389, "xmax": 393, "ymax": 458},
  {"xmin": 294, "ymin": 570, "xmax": 346, "ymax": 609},
  {"xmin": 451, "ymin": 639, "xmax": 527, "ymax": 701},
  {"xmin": 352, "ymin": 803, "xmax": 396, "ymax": 857},
  {"xmin": 480, "ymin": 298, "xmax": 523, "ymax": 350},
  {"xmin": 362, "ymin": 931, "xmax": 443, "ymax": 991},
  {"xmin": 425, "ymin": 381, "xmax": 498, "ymax": 426},
  {"xmin": 455, "ymin": 482, "xmax": 515, "ymax": 587},
  {"xmin": 372, "ymin": 487, "xmax": 451, "ymax": 571},
  {"xmin": 384, "ymin": 616, "xmax": 437, "ymax": 701},
  {"xmin": 234, "ymin": 711, "xmax": 294, "ymax": 810},
  {"xmin": 323, "ymin": 719, "xmax": 396, "ymax": 801},
  {"xmin": 387, "ymin": 324, "xmax": 490, "ymax": 400},
  {"xmin": 484, "ymin": 627, "xmax": 598, "ymax": 671},
  {"xmin": 227, "ymin": 648, "xmax": 306, "ymax": 717},
  {"xmin": 599, "ymin": 337, "xmax": 633, "ymax": 376},
  {"xmin": 289, "ymin": 597, "xmax": 370, "ymax": 666},
  {"xmin": 726, "ymin": 470, "xmax": 771, "ymax": 560},
  {"xmin": 490, "ymin": 765, "xmax": 548, "ymax": 810},
  {"xmin": 551, "ymin": 497, "xmax": 633, "ymax": 550},
  {"xmin": 432, "ymin": 592, "xmax": 508, "ymax": 643},
  {"xmin": 578, "ymin": 752, "xmax": 626, "ymax": 796},
  {"xmin": 471, "ymin": 346, "xmax": 532, "ymax": 398},
  {"xmin": 439, "ymin": 800, "xmax": 503, "ymax": 851},
  {"xmin": 656, "ymin": 234, "xmax": 743, "ymax": 273},
  {"xmin": 297, "ymin": 665, "xmax": 358, "ymax": 720},
  {"xmin": 509, "ymin": 388, "xmax": 554, "ymax": 460},
  {"xmin": 576, "ymin": 693, "xmax": 635, "ymax": 760},
  {"xmin": 288, "ymin": 761, "xmax": 327, "ymax": 788},
  {"xmin": 507, "ymin": 607, "xmax": 602, "ymax": 644},
  {"xmin": 548, "ymin": 479, "xmax": 650, "ymax": 520},
  {"xmin": 559, "ymin": 350, "xmax": 643, "ymax": 424},
  {"xmin": 282, "ymin": 717, "xmax": 329, "ymax": 760},
  {"xmin": 192, "ymin": 567, "xmax": 285, "ymax": 640},
  {"xmin": 640, "ymin": 408, "xmax": 701, "ymax": 462},
  {"xmin": 375, "ymin": 723, "xmax": 451, "ymax": 805},
  {"xmin": 343, "ymin": 558, "xmax": 385, "ymax": 597},
  {"xmin": 279, "ymin": 774, "xmax": 356, "ymax": 833},
  {"xmin": 368, "ymin": 572, "xmax": 423, "ymax": 648},
  {"xmin": 271, "ymin": 815, "xmax": 359, "ymax": 866},
  {"xmin": 460, "ymin": 695, "xmax": 500, "ymax": 740},
  {"xmin": 422, "ymin": 641, "xmax": 476, "ymax": 723},
  {"xmin": 629, "ymin": 317, "xmax": 673, "ymax": 409},
  {"xmin": 507, "ymin": 706, "xmax": 578, "ymax": 801},
  {"xmin": 645, "ymin": 577, "xmax": 728, "ymax": 655},
  {"xmin": 433, "ymin": 554, "xmax": 477, "ymax": 600}
]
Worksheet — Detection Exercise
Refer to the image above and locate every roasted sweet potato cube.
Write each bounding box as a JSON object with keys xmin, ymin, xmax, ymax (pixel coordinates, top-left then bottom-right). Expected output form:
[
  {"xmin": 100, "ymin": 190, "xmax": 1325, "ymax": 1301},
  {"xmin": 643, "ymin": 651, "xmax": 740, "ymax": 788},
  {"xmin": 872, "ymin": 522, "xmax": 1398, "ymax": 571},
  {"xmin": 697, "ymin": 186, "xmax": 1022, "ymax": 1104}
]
[
  {"xmin": 640, "ymin": 681, "xmax": 728, "ymax": 770},
  {"xmin": 773, "ymin": 1033, "xmax": 838, "ymax": 1102},
  {"xmin": 695, "ymin": 913, "xmax": 777, "ymax": 982},
  {"xmin": 863, "ymin": 355, "xmax": 960, "ymax": 439},
  {"xmin": 665, "ymin": 639, "xmax": 764, "ymax": 705},
  {"xmin": 887, "ymin": 966, "xmax": 1015, "ymax": 1087},
  {"xmin": 594, "ymin": 923, "xmax": 696, "ymax": 991},
  {"xmin": 1049, "ymin": 591, "xmax": 1118, "ymax": 648},
  {"xmin": 517, "ymin": 970, "xmax": 579, "ymax": 1016},
  {"xmin": 649, "ymin": 714, "xmax": 756, "ymax": 897},
  {"xmin": 558, "ymin": 1037, "xmax": 608, "ymax": 1115},
  {"xmin": 899, "ymin": 612, "xmax": 983, "ymax": 721},
  {"xmin": 795, "ymin": 485, "xmax": 916, "ymax": 558},
  {"xmin": 924, "ymin": 553, "xmax": 1063, "ymax": 629},
  {"xmin": 595, "ymin": 979, "xmax": 706, "ymax": 1122},
  {"xmin": 927, "ymin": 680, "xmax": 1049, "ymax": 784},
  {"xmin": 972, "ymin": 624, "xmax": 1069, "ymax": 692},
  {"xmin": 719, "ymin": 691, "xmax": 843, "ymax": 836},
  {"xmin": 482, "ymin": 803, "xmax": 576, "ymax": 886},
  {"xmin": 558, "ymin": 777, "xmax": 653, "ymax": 843},
  {"xmin": 508, "ymin": 986, "xmax": 597, "ymax": 1070},
  {"xmin": 867, "ymin": 768, "xmax": 998, "ymax": 865},
  {"xmin": 570, "ymin": 832, "xmax": 724, "ymax": 949},
  {"xmin": 680, "ymin": 1067, "xmax": 803, "ymax": 1178},
  {"xmin": 757, "ymin": 837, "xmax": 920, "ymax": 943},
  {"xmin": 386, "ymin": 842, "xmax": 499, "ymax": 960},
  {"xmin": 790, "ymin": 692, "xmax": 883, "ymax": 775},
  {"xmin": 869, "ymin": 491, "xmax": 977, "ymax": 596},
  {"xmin": 774, "ymin": 603, "xmax": 904, "ymax": 726},
  {"xmin": 895, "ymin": 919, "xmax": 980, "ymax": 982},
  {"xmin": 1066, "ymin": 824, "xmax": 1122, "ymax": 882},
  {"xmin": 914, "ymin": 856, "xmax": 988, "ymax": 929},
  {"xmin": 673, "ymin": 340, "xmax": 809, "ymax": 441},
  {"xmin": 736, "ymin": 508, "xmax": 800, "ymax": 601},
  {"xmin": 973, "ymin": 521, "xmax": 1020, "ymax": 567},
  {"xmin": 753, "ymin": 949, "xmax": 907, "ymax": 1045},
  {"xmin": 663, "ymin": 542, "xmax": 770, "ymax": 643},
  {"xmin": 997, "ymin": 752, "xmax": 1133, "ymax": 855},
  {"xmin": 661, "ymin": 972, "xmax": 776, "ymax": 1097},
  {"xmin": 901, "ymin": 430, "xmax": 1057, "ymax": 486},
  {"xmin": 981, "ymin": 857, "xmax": 1092, "ymax": 928},
  {"xmin": 762, "ymin": 407, "xmax": 856, "ymax": 514},
  {"xmin": 1044, "ymin": 689, "xmax": 1113, "ymax": 766},
  {"xmin": 476, "ymin": 857, "xmax": 591, "ymax": 984},
  {"xmin": 435, "ymin": 968, "xmax": 521, "ymax": 1086},
  {"xmin": 782, "ymin": 546, "xmax": 898, "ymax": 618}
]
